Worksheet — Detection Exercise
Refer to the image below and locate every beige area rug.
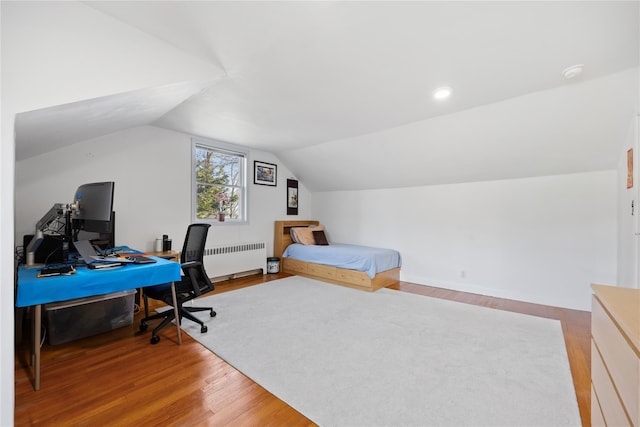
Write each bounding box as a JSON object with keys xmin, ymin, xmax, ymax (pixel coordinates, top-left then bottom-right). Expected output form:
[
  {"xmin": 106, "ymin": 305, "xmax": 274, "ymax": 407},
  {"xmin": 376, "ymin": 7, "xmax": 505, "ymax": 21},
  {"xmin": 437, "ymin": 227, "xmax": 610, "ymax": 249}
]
[{"xmin": 181, "ymin": 276, "xmax": 581, "ymax": 426}]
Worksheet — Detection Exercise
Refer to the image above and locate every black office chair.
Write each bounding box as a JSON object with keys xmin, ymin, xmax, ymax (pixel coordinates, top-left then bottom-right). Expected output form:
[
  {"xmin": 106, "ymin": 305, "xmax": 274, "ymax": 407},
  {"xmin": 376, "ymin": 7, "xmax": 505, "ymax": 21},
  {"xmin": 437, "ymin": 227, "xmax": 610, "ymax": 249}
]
[{"xmin": 140, "ymin": 223, "xmax": 216, "ymax": 344}]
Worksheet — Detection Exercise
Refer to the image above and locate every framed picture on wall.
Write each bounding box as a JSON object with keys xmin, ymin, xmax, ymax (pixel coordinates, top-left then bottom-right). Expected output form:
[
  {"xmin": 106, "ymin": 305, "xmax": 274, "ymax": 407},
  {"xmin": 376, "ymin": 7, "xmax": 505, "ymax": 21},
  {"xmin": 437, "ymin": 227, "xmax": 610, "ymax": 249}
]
[
  {"xmin": 254, "ymin": 161, "xmax": 277, "ymax": 186},
  {"xmin": 287, "ymin": 179, "xmax": 298, "ymax": 215}
]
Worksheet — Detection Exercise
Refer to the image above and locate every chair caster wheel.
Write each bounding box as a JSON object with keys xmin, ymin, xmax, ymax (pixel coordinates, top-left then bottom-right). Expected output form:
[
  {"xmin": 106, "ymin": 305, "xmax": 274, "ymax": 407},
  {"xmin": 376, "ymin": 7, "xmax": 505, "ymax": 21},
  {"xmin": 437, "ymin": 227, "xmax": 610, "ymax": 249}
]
[
  {"xmin": 210, "ymin": 310, "xmax": 216, "ymax": 317},
  {"xmin": 140, "ymin": 322, "xmax": 148, "ymax": 332},
  {"xmin": 150, "ymin": 335, "xmax": 160, "ymax": 344},
  {"xmin": 201, "ymin": 325, "xmax": 208, "ymax": 333}
]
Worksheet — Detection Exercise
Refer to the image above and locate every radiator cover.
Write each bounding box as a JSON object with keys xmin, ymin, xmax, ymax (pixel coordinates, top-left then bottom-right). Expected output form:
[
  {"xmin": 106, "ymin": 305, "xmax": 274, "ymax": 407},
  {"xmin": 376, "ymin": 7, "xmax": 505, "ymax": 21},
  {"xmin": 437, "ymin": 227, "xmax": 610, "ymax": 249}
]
[{"xmin": 203, "ymin": 242, "xmax": 267, "ymax": 279}]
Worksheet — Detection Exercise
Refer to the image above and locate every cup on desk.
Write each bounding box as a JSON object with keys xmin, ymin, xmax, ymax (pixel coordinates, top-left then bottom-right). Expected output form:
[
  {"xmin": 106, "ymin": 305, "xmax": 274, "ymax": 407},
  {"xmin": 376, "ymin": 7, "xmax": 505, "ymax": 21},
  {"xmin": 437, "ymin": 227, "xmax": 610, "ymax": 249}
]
[{"xmin": 155, "ymin": 238, "xmax": 163, "ymax": 252}]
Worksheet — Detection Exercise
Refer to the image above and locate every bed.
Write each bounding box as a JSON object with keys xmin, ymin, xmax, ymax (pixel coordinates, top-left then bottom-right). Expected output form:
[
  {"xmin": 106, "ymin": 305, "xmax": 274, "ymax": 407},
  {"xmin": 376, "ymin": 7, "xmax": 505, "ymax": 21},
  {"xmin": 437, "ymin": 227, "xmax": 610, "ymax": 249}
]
[{"xmin": 274, "ymin": 220, "xmax": 401, "ymax": 292}]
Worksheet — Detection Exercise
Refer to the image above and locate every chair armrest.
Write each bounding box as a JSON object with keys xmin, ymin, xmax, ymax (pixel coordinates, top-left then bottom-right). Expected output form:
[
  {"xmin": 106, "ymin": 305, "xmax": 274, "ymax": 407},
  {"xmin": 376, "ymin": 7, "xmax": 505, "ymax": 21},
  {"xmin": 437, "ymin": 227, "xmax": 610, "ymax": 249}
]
[{"xmin": 180, "ymin": 261, "xmax": 202, "ymax": 269}]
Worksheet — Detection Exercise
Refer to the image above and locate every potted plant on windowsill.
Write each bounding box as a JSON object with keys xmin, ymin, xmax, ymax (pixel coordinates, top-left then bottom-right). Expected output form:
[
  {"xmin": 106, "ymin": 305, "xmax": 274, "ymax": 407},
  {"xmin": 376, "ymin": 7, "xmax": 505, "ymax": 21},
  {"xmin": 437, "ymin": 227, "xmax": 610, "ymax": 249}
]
[{"xmin": 215, "ymin": 192, "xmax": 229, "ymax": 222}]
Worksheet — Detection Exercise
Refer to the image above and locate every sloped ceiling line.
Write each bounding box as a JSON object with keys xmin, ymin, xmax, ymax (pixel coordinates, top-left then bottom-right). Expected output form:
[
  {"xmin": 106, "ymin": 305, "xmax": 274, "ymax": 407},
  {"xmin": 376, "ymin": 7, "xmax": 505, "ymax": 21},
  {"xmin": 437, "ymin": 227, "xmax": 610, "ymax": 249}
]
[{"xmin": 12, "ymin": 1, "xmax": 640, "ymax": 192}]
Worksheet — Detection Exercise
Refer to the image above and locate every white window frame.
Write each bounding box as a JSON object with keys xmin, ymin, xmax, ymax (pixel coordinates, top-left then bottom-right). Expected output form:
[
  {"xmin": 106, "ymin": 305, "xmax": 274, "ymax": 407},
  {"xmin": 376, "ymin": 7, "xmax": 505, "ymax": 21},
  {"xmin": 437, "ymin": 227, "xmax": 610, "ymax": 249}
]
[{"xmin": 192, "ymin": 137, "xmax": 248, "ymax": 224}]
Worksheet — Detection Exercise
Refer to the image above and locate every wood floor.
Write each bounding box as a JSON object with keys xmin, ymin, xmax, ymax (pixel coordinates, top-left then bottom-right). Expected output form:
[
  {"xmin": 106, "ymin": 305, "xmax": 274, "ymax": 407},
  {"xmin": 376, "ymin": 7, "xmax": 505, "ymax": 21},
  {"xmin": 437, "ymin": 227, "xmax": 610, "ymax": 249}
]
[{"xmin": 15, "ymin": 274, "xmax": 591, "ymax": 426}]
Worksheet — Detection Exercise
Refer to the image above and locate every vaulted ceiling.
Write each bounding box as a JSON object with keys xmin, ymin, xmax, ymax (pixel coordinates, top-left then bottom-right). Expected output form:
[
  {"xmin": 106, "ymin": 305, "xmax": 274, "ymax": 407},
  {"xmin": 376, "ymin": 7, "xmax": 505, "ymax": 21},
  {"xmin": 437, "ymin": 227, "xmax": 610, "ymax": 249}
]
[{"xmin": 10, "ymin": 1, "xmax": 640, "ymax": 191}]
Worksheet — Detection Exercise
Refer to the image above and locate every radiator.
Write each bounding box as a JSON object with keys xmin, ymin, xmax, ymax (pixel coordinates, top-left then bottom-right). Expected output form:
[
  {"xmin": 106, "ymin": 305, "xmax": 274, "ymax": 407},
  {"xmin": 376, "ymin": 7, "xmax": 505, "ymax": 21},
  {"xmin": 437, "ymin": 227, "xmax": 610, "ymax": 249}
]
[{"xmin": 203, "ymin": 242, "xmax": 267, "ymax": 279}]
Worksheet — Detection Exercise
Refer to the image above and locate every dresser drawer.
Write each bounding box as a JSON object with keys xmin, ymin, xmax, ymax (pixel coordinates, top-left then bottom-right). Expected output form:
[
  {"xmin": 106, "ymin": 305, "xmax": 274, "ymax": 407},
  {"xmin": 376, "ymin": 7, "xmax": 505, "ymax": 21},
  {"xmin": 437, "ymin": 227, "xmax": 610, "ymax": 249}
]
[
  {"xmin": 592, "ymin": 295, "xmax": 640, "ymax": 426},
  {"xmin": 592, "ymin": 340, "xmax": 631, "ymax": 426},
  {"xmin": 591, "ymin": 385, "xmax": 606, "ymax": 427}
]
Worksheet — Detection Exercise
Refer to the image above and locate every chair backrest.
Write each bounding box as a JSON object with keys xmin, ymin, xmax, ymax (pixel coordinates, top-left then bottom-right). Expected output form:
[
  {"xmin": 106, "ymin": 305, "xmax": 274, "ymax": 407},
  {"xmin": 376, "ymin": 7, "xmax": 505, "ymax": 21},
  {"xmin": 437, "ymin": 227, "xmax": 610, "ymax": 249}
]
[
  {"xmin": 180, "ymin": 223, "xmax": 210, "ymax": 264},
  {"xmin": 178, "ymin": 223, "xmax": 214, "ymax": 299}
]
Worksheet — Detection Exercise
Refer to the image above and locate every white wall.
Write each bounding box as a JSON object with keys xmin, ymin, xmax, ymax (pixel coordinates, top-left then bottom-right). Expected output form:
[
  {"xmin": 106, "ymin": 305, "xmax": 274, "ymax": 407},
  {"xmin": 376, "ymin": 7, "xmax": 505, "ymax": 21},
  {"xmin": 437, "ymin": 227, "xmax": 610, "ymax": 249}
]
[
  {"xmin": 0, "ymin": 4, "xmax": 15, "ymax": 421},
  {"xmin": 15, "ymin": 125, "xmax": 310, "ymax": 256},
  {"xmin": 313, "ymin": 171, "xmax": 617, "ymax": 311},
  {"xmin": 614, "ymin": 26, "xmax": 640, "ymax": 288},
  {"xmin": 616, "ymin": 117, "xmax": 640, "ymax": 288}
]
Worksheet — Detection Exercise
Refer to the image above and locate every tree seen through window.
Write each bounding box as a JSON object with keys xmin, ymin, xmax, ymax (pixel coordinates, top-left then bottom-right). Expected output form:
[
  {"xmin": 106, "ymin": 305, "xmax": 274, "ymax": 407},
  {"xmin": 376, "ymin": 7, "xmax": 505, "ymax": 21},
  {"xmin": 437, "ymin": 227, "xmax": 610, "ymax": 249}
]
[{"xmin": 195, "ymin": 145, "xmax": 245, "ymax": 221}]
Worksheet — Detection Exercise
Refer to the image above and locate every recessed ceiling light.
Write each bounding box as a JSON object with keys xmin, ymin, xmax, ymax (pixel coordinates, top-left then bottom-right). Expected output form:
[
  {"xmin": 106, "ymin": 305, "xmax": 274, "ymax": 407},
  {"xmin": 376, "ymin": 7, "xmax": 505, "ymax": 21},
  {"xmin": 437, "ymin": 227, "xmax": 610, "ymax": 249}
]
[
  {"xmin": 562, "ymin": 64, "xmax": 584, "ymax": 79},
  {"xmin": 432, "ymin": 86, "xmax": 453, "ymax": 100}
]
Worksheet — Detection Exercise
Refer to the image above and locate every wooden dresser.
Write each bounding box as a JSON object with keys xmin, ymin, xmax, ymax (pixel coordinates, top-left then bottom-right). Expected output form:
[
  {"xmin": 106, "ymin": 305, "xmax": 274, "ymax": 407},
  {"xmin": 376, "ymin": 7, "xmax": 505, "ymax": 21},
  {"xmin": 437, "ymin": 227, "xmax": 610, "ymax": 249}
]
[{"xmin": 591, "ymin": 284, "xmax": 640, "ymax": 426}]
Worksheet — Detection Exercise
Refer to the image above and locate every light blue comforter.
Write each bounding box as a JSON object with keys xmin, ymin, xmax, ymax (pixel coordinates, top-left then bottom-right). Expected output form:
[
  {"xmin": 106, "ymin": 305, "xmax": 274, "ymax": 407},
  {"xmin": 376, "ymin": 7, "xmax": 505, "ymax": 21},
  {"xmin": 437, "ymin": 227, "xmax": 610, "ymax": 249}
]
[{"xmin": 282, "ymin": 243, "xmax": 401, "ymax": 279}]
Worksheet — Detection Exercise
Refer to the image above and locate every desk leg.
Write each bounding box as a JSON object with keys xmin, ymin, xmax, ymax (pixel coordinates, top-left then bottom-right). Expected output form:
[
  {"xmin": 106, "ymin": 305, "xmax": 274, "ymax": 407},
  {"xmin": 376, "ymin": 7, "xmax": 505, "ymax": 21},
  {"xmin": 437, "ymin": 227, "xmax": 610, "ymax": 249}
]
[
  {"xmin": 170, "ymin": 282, "xmax": 182, "ymax": 345},
  {"xmin": 34, "ymin": 304, "xmax": 41, "ymax": 391}
]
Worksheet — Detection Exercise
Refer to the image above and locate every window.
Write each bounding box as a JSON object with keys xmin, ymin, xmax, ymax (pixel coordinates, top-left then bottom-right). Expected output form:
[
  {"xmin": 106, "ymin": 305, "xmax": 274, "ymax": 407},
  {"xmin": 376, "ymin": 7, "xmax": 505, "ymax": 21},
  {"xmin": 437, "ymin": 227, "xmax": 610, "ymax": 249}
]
[{"xmin": 193, "ymin": 139, "xmax": 247, "ymax": 223}]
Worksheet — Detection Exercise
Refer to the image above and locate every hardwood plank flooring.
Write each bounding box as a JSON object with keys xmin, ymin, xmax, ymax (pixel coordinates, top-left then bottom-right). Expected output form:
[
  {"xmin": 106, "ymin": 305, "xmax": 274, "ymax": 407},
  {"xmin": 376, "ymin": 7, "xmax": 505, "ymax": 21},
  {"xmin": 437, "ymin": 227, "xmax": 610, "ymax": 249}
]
[{"xmin": 15, "ymin": 275, "xmax": 590, "ymax": 426}]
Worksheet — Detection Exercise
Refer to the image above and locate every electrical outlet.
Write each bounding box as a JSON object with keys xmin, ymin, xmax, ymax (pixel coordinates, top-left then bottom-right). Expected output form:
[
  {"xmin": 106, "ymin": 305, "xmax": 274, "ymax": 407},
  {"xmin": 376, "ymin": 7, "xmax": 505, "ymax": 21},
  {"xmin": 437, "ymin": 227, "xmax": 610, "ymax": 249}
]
[{"xmin": 460, "ymin": 270, "xmax": 466, "ymax": 278}]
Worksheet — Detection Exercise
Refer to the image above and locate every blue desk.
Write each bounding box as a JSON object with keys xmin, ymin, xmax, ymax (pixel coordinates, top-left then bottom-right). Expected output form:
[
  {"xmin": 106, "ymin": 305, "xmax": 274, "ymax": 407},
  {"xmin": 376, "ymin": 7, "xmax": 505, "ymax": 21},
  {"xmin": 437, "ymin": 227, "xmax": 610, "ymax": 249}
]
[{"xmin": 16, "ymin": 256, "xmax": 182, "ymax": 390}]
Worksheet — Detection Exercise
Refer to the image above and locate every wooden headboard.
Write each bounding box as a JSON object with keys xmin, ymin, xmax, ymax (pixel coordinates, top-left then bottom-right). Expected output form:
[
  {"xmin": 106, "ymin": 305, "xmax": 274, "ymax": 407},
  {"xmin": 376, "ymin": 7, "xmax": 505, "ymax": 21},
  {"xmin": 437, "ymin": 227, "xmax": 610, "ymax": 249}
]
[{"xmin": 274, "ymin": 220, "xmax": 320, "ymax": 259}]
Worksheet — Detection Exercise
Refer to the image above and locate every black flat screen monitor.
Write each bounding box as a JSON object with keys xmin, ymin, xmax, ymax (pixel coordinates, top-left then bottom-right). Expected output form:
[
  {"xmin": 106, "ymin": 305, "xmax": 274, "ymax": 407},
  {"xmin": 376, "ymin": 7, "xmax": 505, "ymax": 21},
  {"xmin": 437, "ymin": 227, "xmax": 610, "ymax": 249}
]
[{"xmin": 71, "ymin": 182, "xmax": 114, "ymax": 233}]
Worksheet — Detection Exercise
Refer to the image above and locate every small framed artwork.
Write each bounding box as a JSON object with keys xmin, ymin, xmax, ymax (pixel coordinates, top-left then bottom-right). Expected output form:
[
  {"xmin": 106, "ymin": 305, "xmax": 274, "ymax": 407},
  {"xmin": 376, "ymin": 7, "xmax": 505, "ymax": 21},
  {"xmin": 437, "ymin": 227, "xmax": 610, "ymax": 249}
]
[
  {"xmin": 254, "ymin": 161, "xmax": 277, "ymax": 186},
  {"xmin": 287, "ymin": 179, "xmax": 298, "ymax": 215}
]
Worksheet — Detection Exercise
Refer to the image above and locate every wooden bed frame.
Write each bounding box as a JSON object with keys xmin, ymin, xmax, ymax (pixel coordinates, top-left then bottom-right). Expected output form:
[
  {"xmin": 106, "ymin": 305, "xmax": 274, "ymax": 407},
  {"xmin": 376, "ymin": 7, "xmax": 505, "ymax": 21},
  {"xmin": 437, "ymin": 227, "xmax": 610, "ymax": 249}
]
[{"xmin": 274, "ymin": 220, "xmax": 400, "ymax": 292}]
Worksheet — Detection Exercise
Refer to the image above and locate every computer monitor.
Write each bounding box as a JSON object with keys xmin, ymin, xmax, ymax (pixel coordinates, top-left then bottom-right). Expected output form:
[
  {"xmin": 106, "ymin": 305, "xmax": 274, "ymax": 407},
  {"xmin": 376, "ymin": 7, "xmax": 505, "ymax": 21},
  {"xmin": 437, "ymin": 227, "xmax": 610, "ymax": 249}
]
[
  {"xmin": 24, "ymin": 181, "xmax": 116, "ymax": 267},
  {"xmin": 71, "ymin": 181, "xmax": 115, "ymax": 238},
  {"xmin": 71, "ymin": 182, "xmax": 116, "ymax": 251},
  {"xmin": 71, "ymin": 182, "xmax": 114, "ymax": 223},
  {"xmin": 73, "ymin": 211, "xmax": 116, "ymax": 250}
]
